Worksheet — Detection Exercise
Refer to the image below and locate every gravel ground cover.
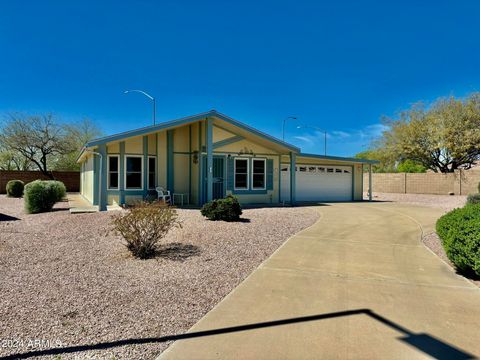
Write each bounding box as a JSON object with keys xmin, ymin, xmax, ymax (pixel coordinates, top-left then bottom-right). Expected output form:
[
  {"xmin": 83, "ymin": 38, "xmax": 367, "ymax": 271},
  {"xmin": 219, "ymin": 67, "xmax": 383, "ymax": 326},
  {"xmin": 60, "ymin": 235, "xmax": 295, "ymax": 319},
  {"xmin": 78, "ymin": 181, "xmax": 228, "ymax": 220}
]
[
  {"xmin": 370, "ymin": 192, "xmax": 467, "ymax": 212},
  {"xmin": 0, "ymin": 195, "xmax": 319, "ymax": 359},
  {"xmin": 371, "ymin": 192, "xmax": 479, "ymax": 287}
]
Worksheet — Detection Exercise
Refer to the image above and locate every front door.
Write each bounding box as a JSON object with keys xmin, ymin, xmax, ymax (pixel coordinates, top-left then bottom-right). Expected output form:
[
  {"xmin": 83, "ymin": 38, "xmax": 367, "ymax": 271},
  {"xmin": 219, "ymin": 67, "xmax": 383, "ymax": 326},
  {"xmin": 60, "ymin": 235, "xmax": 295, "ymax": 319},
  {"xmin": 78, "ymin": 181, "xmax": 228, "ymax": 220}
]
[{"xmin": 203, "ymin": 156, "xmax": 226, "ymax": 202}]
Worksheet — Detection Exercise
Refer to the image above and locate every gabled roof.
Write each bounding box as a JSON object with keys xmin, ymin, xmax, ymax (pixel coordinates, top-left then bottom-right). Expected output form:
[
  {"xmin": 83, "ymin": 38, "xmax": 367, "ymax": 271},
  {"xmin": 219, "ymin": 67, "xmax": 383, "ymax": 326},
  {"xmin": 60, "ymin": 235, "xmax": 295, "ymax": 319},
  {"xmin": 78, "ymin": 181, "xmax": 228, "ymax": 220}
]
[{"xmin": 83, "ymin": 110, "xmax": 300, "ymax": 152}]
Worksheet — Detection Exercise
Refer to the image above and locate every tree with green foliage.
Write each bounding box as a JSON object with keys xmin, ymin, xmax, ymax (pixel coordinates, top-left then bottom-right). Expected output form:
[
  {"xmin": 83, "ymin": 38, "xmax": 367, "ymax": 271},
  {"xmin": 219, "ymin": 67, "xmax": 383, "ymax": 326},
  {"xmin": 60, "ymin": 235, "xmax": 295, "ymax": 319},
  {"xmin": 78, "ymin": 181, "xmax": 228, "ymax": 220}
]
[
  {"xmin": 396, "ymin": 159, "xmax": 426, "ymax": 173},
  {"xmin": 378, "ymin": 93, "xmax": 480, "ymax": 173},
  {"xmin": 355, "ymin": 149, "xmax": 396, "ymax": 173}
]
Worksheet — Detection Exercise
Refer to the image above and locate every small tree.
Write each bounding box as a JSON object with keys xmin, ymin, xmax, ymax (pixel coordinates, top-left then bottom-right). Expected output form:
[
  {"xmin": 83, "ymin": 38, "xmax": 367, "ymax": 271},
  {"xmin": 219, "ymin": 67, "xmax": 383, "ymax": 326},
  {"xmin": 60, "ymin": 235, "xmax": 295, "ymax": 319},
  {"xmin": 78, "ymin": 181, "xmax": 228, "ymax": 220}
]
[{"xmin": 111, "ymin": 202, "xmax": 180, "ymax": 259}]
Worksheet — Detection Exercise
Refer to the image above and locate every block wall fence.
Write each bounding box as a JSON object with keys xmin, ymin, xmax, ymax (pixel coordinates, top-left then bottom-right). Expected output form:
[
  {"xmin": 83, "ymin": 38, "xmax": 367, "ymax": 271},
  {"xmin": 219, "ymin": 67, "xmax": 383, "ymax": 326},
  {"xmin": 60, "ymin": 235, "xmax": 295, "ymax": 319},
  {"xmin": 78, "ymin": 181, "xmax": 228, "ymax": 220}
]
[
  {"xmin": 363, "ymin": 169, "xmax": 480, "ymax": 195},
  {"xmin": 0, "ymin": 171, "xmax": 80, "ymax": 194}
]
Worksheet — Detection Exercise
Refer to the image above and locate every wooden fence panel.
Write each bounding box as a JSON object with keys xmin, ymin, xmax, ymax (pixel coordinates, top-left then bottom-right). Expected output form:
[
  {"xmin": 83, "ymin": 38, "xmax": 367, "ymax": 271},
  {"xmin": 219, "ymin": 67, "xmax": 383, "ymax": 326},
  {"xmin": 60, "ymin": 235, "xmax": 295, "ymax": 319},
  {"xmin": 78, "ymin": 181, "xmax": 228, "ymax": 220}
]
[{"xmin": 0, "ymin": 171, "xmax": 80, "ymax": 193}]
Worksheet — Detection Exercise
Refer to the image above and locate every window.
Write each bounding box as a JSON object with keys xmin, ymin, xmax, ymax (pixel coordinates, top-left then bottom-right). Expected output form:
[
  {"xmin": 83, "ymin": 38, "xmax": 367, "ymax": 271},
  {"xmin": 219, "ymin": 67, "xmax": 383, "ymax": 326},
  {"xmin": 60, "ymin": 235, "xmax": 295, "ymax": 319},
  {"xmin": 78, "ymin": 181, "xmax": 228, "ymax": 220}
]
[
  {"xmin": 125, "ymin": 156, "xmax": 143, "ymax": 189},
  {"xmin": 234, "ymin": 158, "xmax": 249, "ymax": 190},
  {"xmin": 335, "ymin": 168, "xmax": 342, "ymax": 173},
  {"xmin": 318, "ymin": 167, "xmax": 325, "ymax": 172},
  {"xmin": 308, "ymin": 166, "xmax": 316, "ymax": 172},
  {"xmin": 148, "ymin": 157, "xmax": 156, "ymax": 189},
  {"xmin": 299, "ymin": 166, "xmax": 307, "ymax": 172},
  {"xmin": 252, "ymin": 159, "xmax": 266, "ymax": 189},
  {"xmin": 344, "ymin": 169, "xmax": 351, "ymax": 174},
  {"xmin": 281, "ymin": 166, "xmax": 289, "ymax": 172},
  {"xmin": 327, "ymin": 168, "xmax": 334, "ymax": 173},
  {"xmin": 108, "ymin": 155, "xmax": 119, "ymax": 189}
]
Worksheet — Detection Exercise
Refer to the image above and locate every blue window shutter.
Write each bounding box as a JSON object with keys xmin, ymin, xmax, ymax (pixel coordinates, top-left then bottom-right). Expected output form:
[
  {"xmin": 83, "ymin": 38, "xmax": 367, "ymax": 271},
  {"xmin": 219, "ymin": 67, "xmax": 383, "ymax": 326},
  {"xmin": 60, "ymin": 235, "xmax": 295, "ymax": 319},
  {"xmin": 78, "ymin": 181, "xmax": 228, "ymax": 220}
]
[
  {"xmin": 267, "ymin": 159, "xmax": 274, "ymax": 190},
  {"xmin": 227, "ymin": 157, "xmax": 234, "ymax": 190}
]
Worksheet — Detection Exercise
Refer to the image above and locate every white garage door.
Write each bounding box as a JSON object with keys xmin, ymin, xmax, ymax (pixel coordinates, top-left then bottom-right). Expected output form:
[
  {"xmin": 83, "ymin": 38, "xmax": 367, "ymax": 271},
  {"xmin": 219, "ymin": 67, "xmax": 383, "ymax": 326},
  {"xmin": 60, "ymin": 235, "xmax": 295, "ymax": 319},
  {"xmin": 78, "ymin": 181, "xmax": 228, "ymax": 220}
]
[{"xmin": 281, "ymin": 164, "xmax": 353, "ymax": 202}]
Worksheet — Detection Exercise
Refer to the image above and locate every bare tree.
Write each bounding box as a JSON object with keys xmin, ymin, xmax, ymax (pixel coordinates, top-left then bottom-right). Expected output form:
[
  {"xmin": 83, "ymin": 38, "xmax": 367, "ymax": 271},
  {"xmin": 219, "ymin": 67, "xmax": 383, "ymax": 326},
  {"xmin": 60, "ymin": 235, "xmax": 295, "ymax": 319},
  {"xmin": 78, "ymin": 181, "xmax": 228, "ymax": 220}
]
[{"xmin": 0, "ymin": 113, "xmax": 73, "ymax": 178}]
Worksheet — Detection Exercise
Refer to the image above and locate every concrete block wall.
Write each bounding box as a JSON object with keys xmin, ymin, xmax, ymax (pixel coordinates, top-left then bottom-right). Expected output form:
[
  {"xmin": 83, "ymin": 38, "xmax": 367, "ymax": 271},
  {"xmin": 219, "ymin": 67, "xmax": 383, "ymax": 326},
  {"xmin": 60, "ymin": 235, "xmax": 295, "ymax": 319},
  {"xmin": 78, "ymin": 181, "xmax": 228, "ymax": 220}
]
[{"xmin": 363, "ymin": 169, "xmax": 480, "ymax": 195}]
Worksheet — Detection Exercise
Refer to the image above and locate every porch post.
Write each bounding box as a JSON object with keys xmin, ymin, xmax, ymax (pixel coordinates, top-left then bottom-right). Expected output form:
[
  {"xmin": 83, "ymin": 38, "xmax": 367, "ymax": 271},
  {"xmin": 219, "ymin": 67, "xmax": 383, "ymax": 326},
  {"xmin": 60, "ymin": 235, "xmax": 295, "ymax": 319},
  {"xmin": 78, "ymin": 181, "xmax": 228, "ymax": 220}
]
[
  {"xmin": 368, "ymin": 163, "xmax": 372, "ymax": 201},
  {"xmin": 143, "ymin": 135, "xmax": 148, "ymax": 198},
  {"xmin": 206, "ymin": 117, "xmax": 213, "ymax": 202},
  {"xmin": 290, "ymin": 152, "xmax": 296, "ymax": 205},
  {"xmin": 119, "ymin": 141, "xmax": 125, "ymax": 205},
  {"xmin": 98, "ymin": 144, "xmax": 108, "ymax": 211}
]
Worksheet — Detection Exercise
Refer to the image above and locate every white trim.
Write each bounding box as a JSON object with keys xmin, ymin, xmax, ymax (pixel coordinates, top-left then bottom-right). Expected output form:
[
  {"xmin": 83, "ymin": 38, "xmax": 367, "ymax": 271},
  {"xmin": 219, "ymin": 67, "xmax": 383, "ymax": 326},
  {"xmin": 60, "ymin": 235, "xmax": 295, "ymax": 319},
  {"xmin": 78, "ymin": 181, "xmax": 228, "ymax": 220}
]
[
  {"xmin": 251, "ymin": 158, "xmax": 266, "ymax": 190},
  {"xmin": 124, "ymin": 155, "xmax": 144, "ymax": 190},
  {"xmin": 148, "ymin": 156, "xmax": 157, "ymax": 190},
  {"xmin": 234, "ymin": 157, "xmax": 249, "ymax": 190},
  {"xmin": 107, "ymin": 155, "xmax": 120, "ymax": 190}
]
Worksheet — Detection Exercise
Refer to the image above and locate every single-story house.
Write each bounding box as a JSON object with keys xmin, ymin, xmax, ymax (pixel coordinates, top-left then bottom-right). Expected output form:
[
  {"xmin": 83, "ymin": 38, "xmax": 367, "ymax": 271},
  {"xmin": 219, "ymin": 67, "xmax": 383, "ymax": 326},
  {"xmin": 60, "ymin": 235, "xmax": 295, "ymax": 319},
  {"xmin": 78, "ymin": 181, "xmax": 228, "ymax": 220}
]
[{"xmin": 77, "ymin": 110, "xmax": 377, "ymax": 210}]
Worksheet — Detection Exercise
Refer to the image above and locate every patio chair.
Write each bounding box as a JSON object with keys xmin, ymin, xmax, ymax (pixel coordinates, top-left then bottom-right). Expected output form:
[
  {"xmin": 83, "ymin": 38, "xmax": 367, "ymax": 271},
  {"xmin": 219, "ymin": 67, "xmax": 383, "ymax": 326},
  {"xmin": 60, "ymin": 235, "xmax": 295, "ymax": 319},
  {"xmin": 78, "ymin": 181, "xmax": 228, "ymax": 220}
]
[{"xmin": 156, "ymin": 187, "xmax": 171, "ymax": 204}]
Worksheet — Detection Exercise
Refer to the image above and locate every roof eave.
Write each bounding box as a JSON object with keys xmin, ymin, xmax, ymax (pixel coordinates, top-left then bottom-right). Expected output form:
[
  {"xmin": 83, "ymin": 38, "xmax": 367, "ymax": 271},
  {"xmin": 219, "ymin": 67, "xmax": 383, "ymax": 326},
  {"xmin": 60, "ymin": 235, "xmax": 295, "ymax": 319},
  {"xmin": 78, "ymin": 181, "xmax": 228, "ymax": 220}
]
[
  {"xmin": 83, "ymin": 110, "xmax": 301, "ymax": 153},
  {"xmin": 298, "ymin": 153, "xmax": 380, "ymax": 164}
]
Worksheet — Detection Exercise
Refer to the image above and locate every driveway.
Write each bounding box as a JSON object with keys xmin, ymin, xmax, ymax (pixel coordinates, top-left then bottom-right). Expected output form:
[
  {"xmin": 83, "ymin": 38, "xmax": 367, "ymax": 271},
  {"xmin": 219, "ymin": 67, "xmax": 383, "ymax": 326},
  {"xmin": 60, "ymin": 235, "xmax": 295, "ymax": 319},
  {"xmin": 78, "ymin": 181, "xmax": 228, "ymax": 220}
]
[{"xmin": 158, "ymin": 203, "xmax": 480, "ymax": 359}]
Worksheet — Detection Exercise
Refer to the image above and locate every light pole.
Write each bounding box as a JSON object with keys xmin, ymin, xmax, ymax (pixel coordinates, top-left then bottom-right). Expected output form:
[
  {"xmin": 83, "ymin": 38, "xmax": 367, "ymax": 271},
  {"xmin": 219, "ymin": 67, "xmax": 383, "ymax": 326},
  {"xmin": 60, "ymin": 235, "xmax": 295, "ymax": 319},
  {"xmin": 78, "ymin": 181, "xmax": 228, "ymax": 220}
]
[
  {"xmin": 124, "ymin": 89, "xmax": 156, "ymax": 125},
  {"xmin": 297, "ymin": 125, "xmax": 327, "ymax": 155},
  {"xmin": 282, "ymin": 116, "xmax": 297, "ymax": 141}
]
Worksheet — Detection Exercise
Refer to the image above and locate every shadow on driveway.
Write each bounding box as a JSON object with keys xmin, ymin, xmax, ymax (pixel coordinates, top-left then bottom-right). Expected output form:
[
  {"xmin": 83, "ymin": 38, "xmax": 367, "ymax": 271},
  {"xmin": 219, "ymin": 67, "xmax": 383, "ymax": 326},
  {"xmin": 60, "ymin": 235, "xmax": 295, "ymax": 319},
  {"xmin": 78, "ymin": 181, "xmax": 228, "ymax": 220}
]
[{"xmin": 1, "ymin": 309, "xmax": 474, "ymax": 360}]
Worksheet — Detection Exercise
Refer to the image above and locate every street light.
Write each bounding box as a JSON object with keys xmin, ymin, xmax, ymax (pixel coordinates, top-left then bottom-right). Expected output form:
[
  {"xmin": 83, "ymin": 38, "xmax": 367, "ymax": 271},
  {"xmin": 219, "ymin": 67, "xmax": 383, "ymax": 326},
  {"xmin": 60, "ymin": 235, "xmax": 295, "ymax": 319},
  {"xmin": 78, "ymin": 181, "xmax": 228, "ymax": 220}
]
[
  {"xmin": 124, "ymin": 89, "xmax": 156, "ymax": 125},
  {"xmin": 297, "ymin": 125, "xmax": 327, "ymax": 155},
  {"xmin": 282, "ymin": 116, "xmax": 297, "ymax": 141}
]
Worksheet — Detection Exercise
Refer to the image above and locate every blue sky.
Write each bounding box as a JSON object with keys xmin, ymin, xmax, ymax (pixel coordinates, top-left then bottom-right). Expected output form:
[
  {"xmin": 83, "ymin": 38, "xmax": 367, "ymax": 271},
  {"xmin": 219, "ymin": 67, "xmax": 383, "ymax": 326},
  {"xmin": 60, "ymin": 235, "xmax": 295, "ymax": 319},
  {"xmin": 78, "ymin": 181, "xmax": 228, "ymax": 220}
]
[{"xmin": 1, "ymin": 1, "xmax": 479, "ymax": 156}]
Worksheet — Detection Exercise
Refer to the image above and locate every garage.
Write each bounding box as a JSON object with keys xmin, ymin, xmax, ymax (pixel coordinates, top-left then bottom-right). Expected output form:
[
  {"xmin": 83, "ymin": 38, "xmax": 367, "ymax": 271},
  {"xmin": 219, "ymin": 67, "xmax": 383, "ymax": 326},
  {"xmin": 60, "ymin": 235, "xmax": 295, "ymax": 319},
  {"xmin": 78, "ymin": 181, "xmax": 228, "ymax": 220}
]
[{"xmin": 281, "ymin": 164, "xmax": 353, "ymax": 202}]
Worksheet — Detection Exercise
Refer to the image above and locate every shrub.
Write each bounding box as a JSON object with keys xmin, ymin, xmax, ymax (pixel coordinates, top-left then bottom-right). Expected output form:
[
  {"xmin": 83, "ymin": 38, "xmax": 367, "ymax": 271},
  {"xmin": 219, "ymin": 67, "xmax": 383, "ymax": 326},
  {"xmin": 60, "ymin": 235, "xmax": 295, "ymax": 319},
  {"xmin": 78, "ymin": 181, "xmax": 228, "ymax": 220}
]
[
  {"xmin": 201, "ymin": 195, "xmax": 242, "ymax": 221},
  {"xmin": 49, "ymin": 180, "xmax": 66, "ymax": 202},
  {"xmin": 111, "ymin": 202, "xmax": 180, "ymax": 259},
  {"xmin": 467, "ymin": 193, "xmax": 480, "ymax": 205},
  {"xmin": 24, "ymin": 180, "xmax": 66, "ymax": 214},
  {"xmin": 436, "ymin": 204, "xmax": 480, "ymax": 276},
  {"xmin": 6, "ymin": 180, "xmax": 24, "ymax": 197}
]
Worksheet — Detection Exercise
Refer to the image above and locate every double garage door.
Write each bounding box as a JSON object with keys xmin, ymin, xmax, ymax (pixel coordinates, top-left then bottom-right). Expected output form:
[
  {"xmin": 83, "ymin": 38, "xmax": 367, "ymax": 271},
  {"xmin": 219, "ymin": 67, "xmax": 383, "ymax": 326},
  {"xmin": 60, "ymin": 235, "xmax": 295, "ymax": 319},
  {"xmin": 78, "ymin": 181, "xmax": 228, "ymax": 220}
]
[{"xmin": 281, "ymin": 164, "xmax": 353, "ymax": 202}]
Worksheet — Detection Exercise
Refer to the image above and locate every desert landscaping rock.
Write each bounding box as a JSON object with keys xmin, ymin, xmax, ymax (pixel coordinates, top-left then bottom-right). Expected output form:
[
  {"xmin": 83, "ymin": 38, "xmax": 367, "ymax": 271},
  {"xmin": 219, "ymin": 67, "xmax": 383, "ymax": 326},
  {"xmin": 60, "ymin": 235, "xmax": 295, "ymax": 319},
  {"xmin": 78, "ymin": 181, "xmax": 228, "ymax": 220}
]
[
  {"xmin": 371, "ymin": 192, "xmax": 466, "ymax": 212},
  {"xmin": 0, "ymin": 195, "xmax": 318, "ymax": 359}
]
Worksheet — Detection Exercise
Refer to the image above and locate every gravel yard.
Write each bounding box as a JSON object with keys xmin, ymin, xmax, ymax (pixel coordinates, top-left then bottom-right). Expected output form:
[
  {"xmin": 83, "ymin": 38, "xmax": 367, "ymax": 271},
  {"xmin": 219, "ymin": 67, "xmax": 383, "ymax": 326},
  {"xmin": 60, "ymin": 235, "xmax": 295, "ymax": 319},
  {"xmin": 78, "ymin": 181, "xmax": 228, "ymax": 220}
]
[
  {"xmin": 371, "ymin": 192, "xmax": 467, "ymax": 212},
  {"xmin": 0, "ymin": 195, "xmax": 318, "ymax": 359}
]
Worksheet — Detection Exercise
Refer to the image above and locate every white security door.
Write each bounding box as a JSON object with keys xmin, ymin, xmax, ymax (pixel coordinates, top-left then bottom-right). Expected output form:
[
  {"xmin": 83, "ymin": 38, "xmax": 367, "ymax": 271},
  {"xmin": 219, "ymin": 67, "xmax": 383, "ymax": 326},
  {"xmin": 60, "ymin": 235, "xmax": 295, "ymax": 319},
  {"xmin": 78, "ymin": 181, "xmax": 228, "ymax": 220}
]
[{"xmin": 281, "ymin": 164, "xmax": 353, "ymax": 202}]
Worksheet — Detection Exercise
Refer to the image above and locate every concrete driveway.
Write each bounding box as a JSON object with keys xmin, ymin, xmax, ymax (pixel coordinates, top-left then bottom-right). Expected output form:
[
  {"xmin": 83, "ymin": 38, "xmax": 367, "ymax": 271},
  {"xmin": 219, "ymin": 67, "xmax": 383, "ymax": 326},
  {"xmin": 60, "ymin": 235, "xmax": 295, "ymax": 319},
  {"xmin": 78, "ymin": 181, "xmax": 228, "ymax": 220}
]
[{"xmin": 158, "ymin": 203, "xmax": 480, "ymax": 359}]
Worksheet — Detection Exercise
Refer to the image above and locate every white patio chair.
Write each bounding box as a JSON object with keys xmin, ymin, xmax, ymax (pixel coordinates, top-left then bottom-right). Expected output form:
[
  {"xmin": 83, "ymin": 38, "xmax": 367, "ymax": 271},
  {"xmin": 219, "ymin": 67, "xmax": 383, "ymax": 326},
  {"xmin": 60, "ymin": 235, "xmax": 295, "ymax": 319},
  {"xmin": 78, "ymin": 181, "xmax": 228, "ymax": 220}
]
[{"xmin": 156, "ymin": 187, "xmax": 171, "ymax": 204}]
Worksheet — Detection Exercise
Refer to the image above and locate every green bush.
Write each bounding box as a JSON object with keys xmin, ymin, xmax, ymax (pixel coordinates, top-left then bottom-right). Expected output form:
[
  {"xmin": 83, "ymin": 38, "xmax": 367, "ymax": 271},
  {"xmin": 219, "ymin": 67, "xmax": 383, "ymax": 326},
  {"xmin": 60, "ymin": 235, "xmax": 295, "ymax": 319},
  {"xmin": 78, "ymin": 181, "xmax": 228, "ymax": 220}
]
[
  {"xmin": 436, "ymin": 204, "xmax": 480, "ymax": 276},
  {"xmin": 6, "ymin": 180, "xmax": 24, "ymax": 197},
  {"xmin": 111, "ymin": 202, "xmax": 180, "ymax": 259},
  {"xmin": 467, "ymin": 193, "xmax": 480, "ymax": 205},
  {"xmin": 49, "ymin": 180, "xmax": 66, "ymax": 202},
  {"xmin": 201, "ymin": 195, "xmax": 242, "ymax": 221},
  {"xmin": 24, "ymin": 180, "xmax": 66, "ymax": 214}
]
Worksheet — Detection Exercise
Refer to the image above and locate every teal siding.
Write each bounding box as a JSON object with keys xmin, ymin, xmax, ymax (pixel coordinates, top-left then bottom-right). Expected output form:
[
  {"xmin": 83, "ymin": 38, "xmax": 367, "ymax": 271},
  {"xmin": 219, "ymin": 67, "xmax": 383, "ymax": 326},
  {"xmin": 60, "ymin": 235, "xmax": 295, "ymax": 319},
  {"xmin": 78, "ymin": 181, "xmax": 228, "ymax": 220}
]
[
  {"xmin": 226, "ymin": 157, "xmax": 234, "ymax": 191},
  {"xmin": 98, "ymin": 144, "xmax": 107, "ymax": 211},
  {"xmin": 143, "ymin": 136, "xmax": 148, "ymax": 197},
  {"xmin": 119, "ymin": 141, "xmax": 125, "ymax": 205},
  {"xmin": 266, "ymin": 159, "xmax": 274, "ymax": 190},
  {"xmin": 167, "ymin": 130, "xmax": 174, "ymax": 192}
]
